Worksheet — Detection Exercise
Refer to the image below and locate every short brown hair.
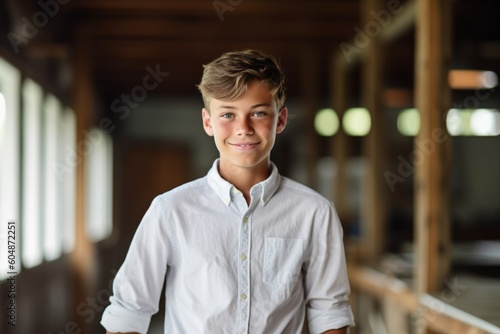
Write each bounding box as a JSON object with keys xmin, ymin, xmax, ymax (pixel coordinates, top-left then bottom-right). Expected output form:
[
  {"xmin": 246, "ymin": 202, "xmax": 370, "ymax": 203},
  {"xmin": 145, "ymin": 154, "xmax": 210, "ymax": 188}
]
[{"xmin": 197, "ymin": 49, "xmax": 286, "ymax": 110}]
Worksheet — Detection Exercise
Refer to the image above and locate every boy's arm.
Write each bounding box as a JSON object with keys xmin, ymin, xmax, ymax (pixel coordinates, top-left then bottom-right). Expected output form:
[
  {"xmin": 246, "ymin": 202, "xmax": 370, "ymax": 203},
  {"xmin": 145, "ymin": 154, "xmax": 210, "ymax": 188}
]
[
  {"xmin": 101, "ymin": 198, "xmax": 172, "ymax": 333},
  {"xmin": 304, "ymin": 202, "xmax": 354, "ymax": 333}
]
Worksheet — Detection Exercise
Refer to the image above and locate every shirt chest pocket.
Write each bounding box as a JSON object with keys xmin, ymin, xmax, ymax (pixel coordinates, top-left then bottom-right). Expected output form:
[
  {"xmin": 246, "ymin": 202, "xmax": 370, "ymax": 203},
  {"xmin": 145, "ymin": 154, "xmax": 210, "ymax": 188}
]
[{"xmin": 263, "ymin": 237, "xmax": 305, "ymax": 288}]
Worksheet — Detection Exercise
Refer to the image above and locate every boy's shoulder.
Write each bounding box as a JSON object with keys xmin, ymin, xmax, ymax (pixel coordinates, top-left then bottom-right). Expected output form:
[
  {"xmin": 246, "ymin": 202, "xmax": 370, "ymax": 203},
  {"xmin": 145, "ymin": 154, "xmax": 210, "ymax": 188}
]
[
  {"xmin": 155, "ymin": 176, "xmax": 208, "ymax": 202},
  {"xmin": 278, "ymin": 176, "xmax": 333, "ymax": 206}
]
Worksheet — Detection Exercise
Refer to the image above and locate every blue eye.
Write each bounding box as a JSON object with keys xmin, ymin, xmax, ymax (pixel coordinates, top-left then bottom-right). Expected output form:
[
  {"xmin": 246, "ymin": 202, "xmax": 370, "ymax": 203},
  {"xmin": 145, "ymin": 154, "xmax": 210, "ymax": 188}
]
[
  {"xmin": 221, "ymin": 113, "xmax": 234, "ymax": 119},
  {"xmin": 253, "ymin": 111, "xmax": 267, "ymax": 117}
]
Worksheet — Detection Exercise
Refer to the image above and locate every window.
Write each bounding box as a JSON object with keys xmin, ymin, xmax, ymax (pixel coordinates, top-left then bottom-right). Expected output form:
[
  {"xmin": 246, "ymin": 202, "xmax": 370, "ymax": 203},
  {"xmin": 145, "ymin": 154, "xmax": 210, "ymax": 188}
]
[
  {"xmin": 0, "ymin": 57, "xmax": 21, "ymax": 279},
  {"xmin": 61, "ymin": 108, "xmax": 76, "ymax": 253},
  {"xmin": 447, "ymin": 109, "xmax": 500, "ymax": 136},
  {"xmin": 396, "ymin": 108, "xmax": 500, "ymax": 137},
  {"xmin": 43, "ymin": 94, "xmax": 63, "ymax": 261},
  {"xmin": 22, "ymin": 79, "xmax": 44, "ymax": 269},
  {"xmin": 469, "ymin": 109, "xmax": 500, "ymax": 136},
  {"xmin": 3, "ymin": 60, "xmax": 111, "ymax": 272},
  {"xmin": 85, "ymin": 128, "xmax": 113, "ymax": 242}
]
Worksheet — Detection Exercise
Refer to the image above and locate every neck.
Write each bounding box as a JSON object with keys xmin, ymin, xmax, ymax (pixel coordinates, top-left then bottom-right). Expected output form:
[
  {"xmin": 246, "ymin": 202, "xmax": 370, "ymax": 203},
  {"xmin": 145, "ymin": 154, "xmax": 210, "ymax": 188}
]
[{"xmin": 218, "ymin": 159, "xmax": 271, "ymax": 204}]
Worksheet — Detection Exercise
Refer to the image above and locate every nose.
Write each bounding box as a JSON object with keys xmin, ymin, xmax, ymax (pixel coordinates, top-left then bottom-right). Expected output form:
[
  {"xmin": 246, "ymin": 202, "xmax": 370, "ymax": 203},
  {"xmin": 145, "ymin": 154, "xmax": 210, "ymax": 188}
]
[{"xmin": 236, "ymin": 117, "xmax": 254, "ymax": 136}]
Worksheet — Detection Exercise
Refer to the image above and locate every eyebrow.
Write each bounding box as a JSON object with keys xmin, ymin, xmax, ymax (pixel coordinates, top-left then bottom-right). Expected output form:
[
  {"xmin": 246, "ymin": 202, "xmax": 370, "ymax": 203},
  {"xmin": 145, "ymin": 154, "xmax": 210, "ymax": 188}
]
[{"xmin": 217, "ymin": 103, "xmax": 272, "ymax": 110}]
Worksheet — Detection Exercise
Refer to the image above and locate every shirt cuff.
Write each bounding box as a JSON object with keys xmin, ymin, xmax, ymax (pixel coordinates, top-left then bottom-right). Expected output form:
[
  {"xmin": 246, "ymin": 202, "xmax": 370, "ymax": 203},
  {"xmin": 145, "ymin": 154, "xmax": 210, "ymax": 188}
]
[
  {"xmin": 101, "ymin": 300, "xmax": 152, "ymax": 334},
  {"xmin": 307, "ymin": 302, "xmax": 355, "ymax": 334}
]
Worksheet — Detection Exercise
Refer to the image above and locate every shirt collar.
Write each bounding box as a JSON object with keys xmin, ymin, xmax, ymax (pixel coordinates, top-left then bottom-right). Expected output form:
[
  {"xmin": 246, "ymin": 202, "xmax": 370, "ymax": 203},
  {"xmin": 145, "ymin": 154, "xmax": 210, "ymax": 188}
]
[{"xmin": 206, "ymin": 159, "xmax": 281, "ymax": 206}]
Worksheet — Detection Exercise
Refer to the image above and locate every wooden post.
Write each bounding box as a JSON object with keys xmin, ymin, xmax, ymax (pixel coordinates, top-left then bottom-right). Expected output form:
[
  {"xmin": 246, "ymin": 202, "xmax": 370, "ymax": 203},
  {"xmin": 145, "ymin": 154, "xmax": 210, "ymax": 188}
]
[
  {"xmin": 414, "ymin": 0, "xmax": 452, "ymax": 298},
  {"xmin": 300, "ymin": 47, "xmax": 320, "ymax": 189},
  {"xmin": 331, "ymin": 53, "xmax": 351, "ymax": 228},
  {"xmin": 360, "ymin": 0, "xmax": 388, "ymax": 265},
  {"xmin": 331, "ymin": 51, "xmax": 361, "ymax": 334},
  {"xmin": 71, "ymin": 30, "xmax": 96, "ymax": 334}
]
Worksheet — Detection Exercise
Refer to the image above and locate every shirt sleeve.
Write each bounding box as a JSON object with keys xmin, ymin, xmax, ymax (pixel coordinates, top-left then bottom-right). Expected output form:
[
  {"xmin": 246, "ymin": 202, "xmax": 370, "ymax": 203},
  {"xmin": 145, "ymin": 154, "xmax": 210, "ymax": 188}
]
[
  {"xmin": 304, "ymin": 201, "xmax": 355, "ymax": 334},
  {"xmin": 101, "ymin": 196, "xmax": 174, "ymax": 334}
]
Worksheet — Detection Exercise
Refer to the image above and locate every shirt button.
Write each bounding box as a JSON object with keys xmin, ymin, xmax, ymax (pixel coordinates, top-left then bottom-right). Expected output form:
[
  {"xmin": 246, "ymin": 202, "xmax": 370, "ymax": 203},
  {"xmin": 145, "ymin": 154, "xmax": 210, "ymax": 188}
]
[
  {"xmin": 243, "ymin": 217, "xmax": 248, "ymax": 223},
  {"xmin": 241, "ymin": 293, "xmax": 247, "ymax": 300},
  {"xmin": 241, "ymin": 253, "xmax": 247, "ymax": 261}
]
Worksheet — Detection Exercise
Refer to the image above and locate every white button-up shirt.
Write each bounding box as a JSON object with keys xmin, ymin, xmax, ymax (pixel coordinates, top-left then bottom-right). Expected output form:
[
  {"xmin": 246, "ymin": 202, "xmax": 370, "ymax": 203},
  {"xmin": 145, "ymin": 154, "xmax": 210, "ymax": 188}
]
[{"xmin": 101, "ymin": 160, "xmax": 354, "ymax": 333}]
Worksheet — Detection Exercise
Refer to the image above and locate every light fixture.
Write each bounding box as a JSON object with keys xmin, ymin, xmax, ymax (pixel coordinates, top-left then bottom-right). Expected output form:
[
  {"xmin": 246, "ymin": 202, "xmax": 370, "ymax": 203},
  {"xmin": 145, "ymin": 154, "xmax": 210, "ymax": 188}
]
[
  {"xmin": 314, "ymin": 108, "xmax": 339, "ymax": 137},
  {"xmin": 448, "ymin": 70, "xmax": 498, "ymax": 89},
  {"xmin": 397, "ymin": 108, "xmax": 420, "ymax": 136},
  {"xmin": 343, "ymin": 108, "xmax": 371, "ymax": 136}
]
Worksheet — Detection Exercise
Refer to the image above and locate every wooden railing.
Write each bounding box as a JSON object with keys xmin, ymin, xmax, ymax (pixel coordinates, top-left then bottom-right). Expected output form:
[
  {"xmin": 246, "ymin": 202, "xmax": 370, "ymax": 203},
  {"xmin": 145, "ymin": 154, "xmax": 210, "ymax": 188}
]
[{"xmin": 348, "ymin": 263, "xmax": 500, "ymax": 334}]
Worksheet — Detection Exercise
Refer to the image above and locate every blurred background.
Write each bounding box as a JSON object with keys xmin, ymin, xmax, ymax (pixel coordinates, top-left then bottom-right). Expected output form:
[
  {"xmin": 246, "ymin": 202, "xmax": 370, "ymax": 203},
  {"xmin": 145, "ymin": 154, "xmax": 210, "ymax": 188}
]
[{"xmin": 0, "ymin": 0, "xmax": 499, "ymax": 333}]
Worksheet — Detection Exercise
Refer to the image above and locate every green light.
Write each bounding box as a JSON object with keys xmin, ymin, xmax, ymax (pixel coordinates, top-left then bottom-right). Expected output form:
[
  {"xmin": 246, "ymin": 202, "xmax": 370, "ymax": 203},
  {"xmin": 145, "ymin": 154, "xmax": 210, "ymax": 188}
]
[
  {"xmin": 343, "ymin": 108, "xmax": 371, "ymax": 136},
  {"xmin": 397, "ymin": 108, "xmax": 420, "ymax": 136},
  {"xmin": 314, "ymin": 108, "xmax": 339, "ymax": 137}
]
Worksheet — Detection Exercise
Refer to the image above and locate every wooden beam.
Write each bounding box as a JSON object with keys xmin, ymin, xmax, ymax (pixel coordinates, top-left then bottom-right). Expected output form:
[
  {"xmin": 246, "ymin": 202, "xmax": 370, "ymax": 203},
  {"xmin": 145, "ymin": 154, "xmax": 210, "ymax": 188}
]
[
  {"xmin": 348, "ymin": 264, "xmax": 418, "ymax": 312},
  {"xmin": 89, "ymin": 40, "xmax": 328, "ymax": 59},
  {"xmin": 71, "ymin": 30, "xmax": 96, "ymax": 334},
  {"xmin": 23, "ymin": 43, "xmax": 69, "ymax": 59},
  {"xmin": 379, "ymin": 0, "xmax": 417, "ymax": 43},
  {"xmin": 414, "ymin": 0, "xmax": 452, "ymax": 297},
  {"xmin": 340, "ymin": 0, "xmax": 416, "ymax": 68},
  {"xmin": 82, "ymin": 18, "xmax": 355, "ymax": 40},
  {"xmin": 360, "ymin": 0, "xmax": 388, "ymax": 265},
  {"xmin": 73, "ymin": 0, "xmax": 358, "ymax": 17}
]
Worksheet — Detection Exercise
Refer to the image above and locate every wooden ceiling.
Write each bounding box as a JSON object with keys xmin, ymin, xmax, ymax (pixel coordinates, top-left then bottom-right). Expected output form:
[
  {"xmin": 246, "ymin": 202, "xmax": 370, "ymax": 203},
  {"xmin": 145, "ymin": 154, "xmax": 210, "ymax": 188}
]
[
  {"xmin": 2, "ymin": 0, "xmax": 500, "ymax": 102},
  {"xmin": 2, "ymin": 0, "xmax": 360, "ymax": 98},
  {"xmin": 72, "ymin": 0, "xmax": 361, "ymax": 98},
  {"xmin": 73, "ymin": 0, "xmax": 359, "ymax": 99}
]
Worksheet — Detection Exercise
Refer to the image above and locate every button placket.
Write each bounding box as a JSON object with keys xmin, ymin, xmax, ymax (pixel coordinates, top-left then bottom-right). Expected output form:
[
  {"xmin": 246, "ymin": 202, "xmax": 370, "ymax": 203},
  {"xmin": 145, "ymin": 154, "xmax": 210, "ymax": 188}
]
[
  {"xmin": 235, "ymin": 186, "xmax": 262, "ymax": 334},
  {"xmin": 237, "ymin": 212, "xmax": 251, "ymax": 334}
]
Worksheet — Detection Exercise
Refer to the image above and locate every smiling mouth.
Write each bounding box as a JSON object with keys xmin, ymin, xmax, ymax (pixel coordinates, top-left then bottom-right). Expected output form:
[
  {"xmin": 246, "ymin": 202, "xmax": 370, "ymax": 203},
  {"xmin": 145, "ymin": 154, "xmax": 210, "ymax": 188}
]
[{"xmin": 229, "ymin": 143, "xmax": 260, "ymax": 150}]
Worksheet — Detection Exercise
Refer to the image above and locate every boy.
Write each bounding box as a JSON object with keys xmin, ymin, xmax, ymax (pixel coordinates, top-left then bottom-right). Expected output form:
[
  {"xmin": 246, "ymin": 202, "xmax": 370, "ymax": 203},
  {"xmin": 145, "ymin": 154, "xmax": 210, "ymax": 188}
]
[{"xmin": 101, "ymin": 50, "xmax": 354, "ymax": 333}]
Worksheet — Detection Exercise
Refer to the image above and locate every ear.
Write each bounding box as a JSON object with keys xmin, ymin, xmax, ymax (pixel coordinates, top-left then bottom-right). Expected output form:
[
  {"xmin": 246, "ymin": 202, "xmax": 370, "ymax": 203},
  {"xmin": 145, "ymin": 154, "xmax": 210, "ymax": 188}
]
[
  {"xmin": 202, "ymin": 108, "xmax": 214, "ymax": 136},
  {"xmin": 276, "ymin": 106, "xmax": 288, "ymax": 134}
]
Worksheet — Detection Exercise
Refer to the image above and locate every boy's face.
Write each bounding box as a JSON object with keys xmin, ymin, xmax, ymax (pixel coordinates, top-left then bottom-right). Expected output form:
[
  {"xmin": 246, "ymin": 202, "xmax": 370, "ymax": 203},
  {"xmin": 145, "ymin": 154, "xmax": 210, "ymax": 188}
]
[{"xmin": 202, "ymin": 80, "xmax": 287, "ymax": 174}]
